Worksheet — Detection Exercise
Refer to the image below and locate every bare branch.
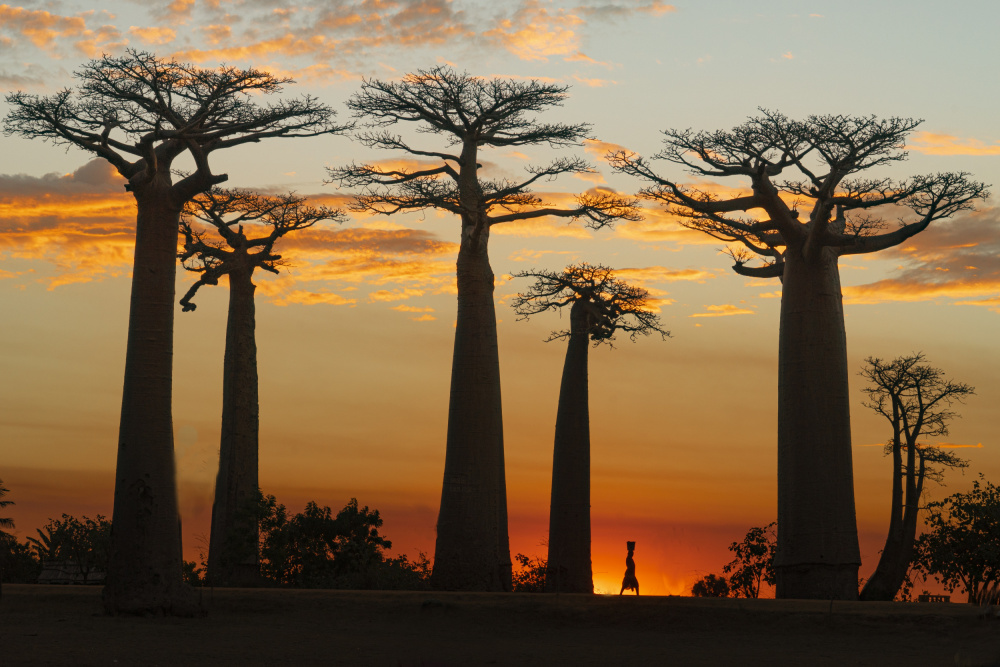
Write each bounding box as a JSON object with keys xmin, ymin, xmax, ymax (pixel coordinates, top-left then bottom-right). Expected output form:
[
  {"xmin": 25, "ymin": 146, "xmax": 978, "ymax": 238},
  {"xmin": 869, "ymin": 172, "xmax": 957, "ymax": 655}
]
[{"xmin": 512, "ymin": 263, "xmax": 670, "ymax": 346}]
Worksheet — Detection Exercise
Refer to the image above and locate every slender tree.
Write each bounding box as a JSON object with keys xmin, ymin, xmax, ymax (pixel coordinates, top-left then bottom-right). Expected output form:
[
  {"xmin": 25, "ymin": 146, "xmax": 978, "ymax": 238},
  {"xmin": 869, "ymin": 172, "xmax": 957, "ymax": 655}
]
[
  {"xmin": 512, "ymin": 264, "xmax": 667, "ymax": 593},
  {"xmin": 858, "ymin": 354, "xmax": 972, "ymax": 601},
  {"xmin": 0, "ymin": 479, "xmax": 13, "ymax": 541},
  {"xmin": 4, "ymin": 50, "xmax": 348, "ymax": 614},
  {"xmin": 0, "ymin": 478, "xmax": 13, "ymax": 601},
  {"xmin": 609, "ymin": 111, "xmax": 988, "ymax": 599},
  {"xmin": 178, "ymin": 189, "xmax": 345, "ymax": 587},
  {"xmin": 330, "ymin": 67, "xmax": 638, "ymax": 591}
]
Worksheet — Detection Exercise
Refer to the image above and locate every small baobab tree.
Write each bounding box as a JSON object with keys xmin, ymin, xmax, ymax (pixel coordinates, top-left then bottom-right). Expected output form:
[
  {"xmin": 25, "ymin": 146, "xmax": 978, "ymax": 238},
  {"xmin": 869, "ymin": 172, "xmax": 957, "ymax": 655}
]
[
  {"xmin": 329, "ymin": 67, "xmax": 638, "ymax": 591},
  {"xmin": 179, "ymin": 189, "xmax": 346, "ymax": 587},
  {"xmin": 609, "ymin": 111, "xmax": 988, "ymax": 599},
  {"xmin": 4, "ymin": 50, "xmax": 348, "ymax": 614},
  {"xmin": 512, "ymin": 264, "xmax": 668, "ymax": 593},
  {"xmin": 858, "ymin": 354, "xmax": 972, "ymax": 601}
]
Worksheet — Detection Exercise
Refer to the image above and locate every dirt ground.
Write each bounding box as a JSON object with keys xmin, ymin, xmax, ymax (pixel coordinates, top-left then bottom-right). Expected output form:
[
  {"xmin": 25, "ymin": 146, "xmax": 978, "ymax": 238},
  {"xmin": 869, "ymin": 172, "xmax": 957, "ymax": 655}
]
[{"xmin": 2, "ymin": 584, "xmax": 1000, "ymax": 667}]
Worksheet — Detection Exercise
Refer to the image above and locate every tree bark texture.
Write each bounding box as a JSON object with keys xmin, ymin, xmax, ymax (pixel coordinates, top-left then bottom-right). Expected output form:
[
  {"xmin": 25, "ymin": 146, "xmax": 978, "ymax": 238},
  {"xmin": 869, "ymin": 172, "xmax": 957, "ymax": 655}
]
[
  {"xmin": 103, "ymin": 181, "xmax": 196, "ymax": 615},
  {"xmin": 207, "ymin": 262, "xmax": 261, "ymax": 587},
  {"xmin": 775, "ymin": 246, "xmax": 861, "ymax": 600},
  {"xmin": 545, "ymin": 301, "xmax": 593, "ymax": 593},
  {"xmin": 431, "ymin": 225, "xmax": 512, "ymax": 591}
]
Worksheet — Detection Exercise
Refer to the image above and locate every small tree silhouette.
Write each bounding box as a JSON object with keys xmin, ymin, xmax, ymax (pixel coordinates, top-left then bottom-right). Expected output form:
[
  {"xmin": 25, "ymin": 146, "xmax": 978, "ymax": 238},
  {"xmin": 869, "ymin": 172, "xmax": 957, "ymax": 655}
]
[
  {"xmin": 0, "ymin": 478, "xmax": 14, "ymax": 600},
  {"xmin": 859, "ymin": 354, "xmax": 973, "ymax": 601},
  {"xmin": 331, "ymin": 67, "xmax": 639, "ymax": 592},
  {"xmin": 512, "ymin": 264, "xmax": 668, "ymax": 593},
  {"xmin": 914, "ymin": 476, "xmax": 1000, "ymax": 603},
  {"xmin": 610, "ymin": 111, "xmax": 988, "ymax": 600},
  {"xmin": 178, "ymin": 189, "xmax": 345, "ymax": 587},
  {"xmin": 4, "ymin": 50, "xmax": 348, "ymax": 614},
  {"xmin": 723, "ymin": 523, "xmax": 777, "ymax": 598},
  {"xmin": 691, "ymin": 573, "xmax": 730, "ymax": 598}
]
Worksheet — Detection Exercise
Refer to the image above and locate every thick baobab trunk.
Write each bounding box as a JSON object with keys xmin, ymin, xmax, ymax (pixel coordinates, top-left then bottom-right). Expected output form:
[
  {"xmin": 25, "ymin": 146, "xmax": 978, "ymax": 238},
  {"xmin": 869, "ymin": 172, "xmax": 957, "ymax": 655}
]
[
  {"xmin": 431, "ymin": 224, "xmax": 512, "ymax": 591},
  {"xmin": 545, "ymin": 301, "xmax": 593, "ymax": 593},
  {"xmin": 775, "ymin": 247, "xmax": 861, "ymax": 600},
  {"xmin": 207, "ymin": 262, "xmax": 261, "ymax": 587},
  {"xmin": 103, "ymin": 182, "xmax": 196, "ymax": 615}
]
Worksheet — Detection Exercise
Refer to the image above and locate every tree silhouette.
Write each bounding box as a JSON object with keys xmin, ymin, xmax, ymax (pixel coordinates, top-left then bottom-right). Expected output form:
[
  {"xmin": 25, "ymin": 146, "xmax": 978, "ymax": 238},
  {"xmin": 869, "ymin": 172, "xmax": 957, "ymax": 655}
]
[
  {"xmin": 512, "ymin": 264, "xmax": 667, "ymax": 593},
  {"xmin": 0, "ymin": 479, "xmax": 12, "ymax": 541},
  {"xmin": 691, "ymin": 573, "xmax": 730, "ymax": 598},
  {"xmin": 0, "ymin": 478, "xmax": 13, "ymax": 601},
  {"xmin": 26, "ymin": 514, "xmax": 111, "ymax": 583},
  {"xmin": 723, "ymin": 523, "xmax": 777, "ymax": 598},
  {"xmin": 858, "ymin": 354, "xmax": 972, "ymax": 601},
  {"xmin": 178, "ymin": 189, "xmax": 345, "ymax": 587},
  {"xmin": 4, "ymin": 50, "xmax": 348, "ymax": 614},
  {"xmin": 609, "ymin": 111, "xmax": 989, "ymax": 600},
  {"xmin": 914, "ymin": 476, "xmax": 1000, "ymax": 603},
  {"xmin": 330, "ymin": 67, "xmax": 638, "ymax": 591}
]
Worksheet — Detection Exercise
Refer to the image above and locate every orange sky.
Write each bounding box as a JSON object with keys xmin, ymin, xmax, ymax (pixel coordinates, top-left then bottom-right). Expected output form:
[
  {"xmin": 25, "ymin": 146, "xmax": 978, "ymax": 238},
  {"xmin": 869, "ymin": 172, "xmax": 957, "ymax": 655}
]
[{"xmin": 2, "ymin": 1, "xmax": 999, "ymax": 598}]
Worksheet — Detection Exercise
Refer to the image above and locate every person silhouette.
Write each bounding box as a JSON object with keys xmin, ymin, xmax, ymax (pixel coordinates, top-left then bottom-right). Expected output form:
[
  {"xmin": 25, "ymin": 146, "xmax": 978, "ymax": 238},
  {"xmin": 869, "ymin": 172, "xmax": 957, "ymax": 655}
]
[{"xmin": 619, "ymin": 541, "xmax": 639, "ymax": 595}]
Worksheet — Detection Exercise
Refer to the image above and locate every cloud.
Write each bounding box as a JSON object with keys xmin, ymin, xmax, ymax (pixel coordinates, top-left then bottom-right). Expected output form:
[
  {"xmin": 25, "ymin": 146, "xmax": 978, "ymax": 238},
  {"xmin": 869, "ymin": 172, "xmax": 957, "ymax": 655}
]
[
  {"xmin": 369, "ymin": 288, "xmax": 426, "ymax": 302},
  {"xmin": 907, "ymin": 131, "xmax": 1000, "ymax": 156},
  {"xmin": 269, "ymin": 290, "xmax": 357, "ymax": 307},
  {"xmin": 612, "ymin": 205, "xmax": 718, "ymax": 245},
  {"xmin": 0, "ymin": 160, "xmax": 135, "ymax": 288},
  {"xmin": 128, "ymin": 26, "xmax": 177, "ymax": 45},
  {"xmin": 0, "ymin": 164, "xmax": 460, "ymax": 301},
  {"xmin": 507, "ymin": 249, "xmax": 579, "ymax": 263},
  {"xmin": 0, "ymin": 5, "xmax": 88, "ymax": 52},
  {"xmin": 843, "ymin": 208, "xmax": 1000, "ymax": 309},
  {"xmin": 614, "ymin": 266, "xmax": 716, "ymax": 284},
  {"xmin": 484, "ymin": 1, "xmax": 583, "ymax": 61},
  {"xmin": 582, "ymin": 139, "xmax": 631, "ymax": 162},
  {"xmin": 392, "ymin": 305, "xmax": 434, "ymax": 313},
  {"xmin": 689, "ymin": 304, "xmax": 755, "ymax": 318},
  {"xmin": 563, "ymin": 51, "xmax": 613, "ymax": 68},
  {"xmin": 571, "ymin": 74, "xmax": 616, "ymax": 87}
]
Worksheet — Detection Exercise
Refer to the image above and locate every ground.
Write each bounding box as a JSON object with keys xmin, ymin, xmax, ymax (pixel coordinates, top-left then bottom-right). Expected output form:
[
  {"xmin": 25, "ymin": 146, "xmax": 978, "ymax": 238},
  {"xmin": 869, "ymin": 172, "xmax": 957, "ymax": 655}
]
[{"xmin": 2, "ymin": 584, "xmax": 999, "ymax": 666}]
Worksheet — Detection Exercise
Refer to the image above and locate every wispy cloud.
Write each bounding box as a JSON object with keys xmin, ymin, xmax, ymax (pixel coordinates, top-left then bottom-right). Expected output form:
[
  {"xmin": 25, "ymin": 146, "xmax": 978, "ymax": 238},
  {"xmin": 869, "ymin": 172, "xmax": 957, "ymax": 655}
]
[
  {"xmin": 907, "ymin": 131, "xmax": 1000, "ymax": 156},
  {"xmin": 689, "ymin": 304, "xmax": 754, "ymax": 317},
  {"xmin": 843, "ymin": 209, "xmax": 1000, "ymax": 310}
]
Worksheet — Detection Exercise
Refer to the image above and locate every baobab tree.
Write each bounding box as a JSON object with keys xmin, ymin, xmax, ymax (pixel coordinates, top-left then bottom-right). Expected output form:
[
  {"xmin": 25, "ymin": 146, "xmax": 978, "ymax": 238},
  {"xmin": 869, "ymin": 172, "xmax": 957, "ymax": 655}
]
[
  {"xmin": 609, "ymin": 111, "xmax": 988, "ymax": 599},
  {"xmin": 178, "ymin": 189, "xmax": 345, "ymax": 587},
  {"xmin": 3, "ymin": 50, "xmax": 348, "ymax": 614},
  {"xmin": 330, "ymin": 67, "xmax": 638, "ymax": 591},
  {"xmin": 512, "ymin": 264, "xmax": 667, "ymax": 593},
  {"xmin": 858, "ymin": 354, "xmax": 972, "ymax": 601}
]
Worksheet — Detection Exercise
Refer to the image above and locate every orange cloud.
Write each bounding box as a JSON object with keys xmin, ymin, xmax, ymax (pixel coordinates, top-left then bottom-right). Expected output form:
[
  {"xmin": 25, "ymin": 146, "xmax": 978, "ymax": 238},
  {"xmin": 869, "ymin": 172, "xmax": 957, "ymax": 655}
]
[
  {"xmin": 269, "ymin": 290, "xmax": 357, "ymax": 307},
  {"xmin": 369, "ymin": 288, "xmax": 426, "ymax": 302},
  {"xmin": 507, "ymin": 249, "xmax": 579, "ymax": 263},
  {"xmin": 907, "ymin": 132, "xmax": 1000, "ymax": 156},
  {"xmin": 690, "ymin": 304, "xmax": 755, "ymax": 317},
  {"xmin": 572, "ymin": 74, "xmax": 617, "ymax": 87},
  {"xmin": 843, "ymin": 208, "xmax": 1000, "ymax": 308},
  {"xmin": 0, "ymin": 161, "xmax": 135, "ymax": 288},
  {"xmin": 583, "ymin": 139, "xmax": 631, "ymax": 162},
  {"xmin": 128, "ymin": 26, "xmax": 177, "ymax": 45},
  {"xmin": 484, "ymin": 1, "xmax": 583, "ymax": 61},
  {"xmin": 0, "ymin": 5, "xmax": 88, "ymax": 51},
  {"xmin": 615, "ymin": 266, "xmax": 716, "ymax": 284},
  {"xmin": 563, "ymin": 51, "xmax": 613, "ymax": 68},
  {"xmin": 392, "ymin": 305, "xmax": 434, "ymax": 313}
]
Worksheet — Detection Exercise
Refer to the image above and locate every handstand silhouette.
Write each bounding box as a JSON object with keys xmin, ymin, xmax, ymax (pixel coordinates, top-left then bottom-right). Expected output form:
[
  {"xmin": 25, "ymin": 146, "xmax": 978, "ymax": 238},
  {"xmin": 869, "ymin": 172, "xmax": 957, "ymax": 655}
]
[{"xmin": 619, "ymin": 541, "xmax": 639, "ymax": 595}]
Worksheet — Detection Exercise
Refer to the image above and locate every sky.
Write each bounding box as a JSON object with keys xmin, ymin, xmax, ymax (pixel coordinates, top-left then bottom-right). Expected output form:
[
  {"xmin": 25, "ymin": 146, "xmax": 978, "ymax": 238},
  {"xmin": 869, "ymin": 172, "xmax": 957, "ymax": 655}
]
[{"xmin": 1, "ymin": 0, "xmax": 998, "ymax": 596}]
